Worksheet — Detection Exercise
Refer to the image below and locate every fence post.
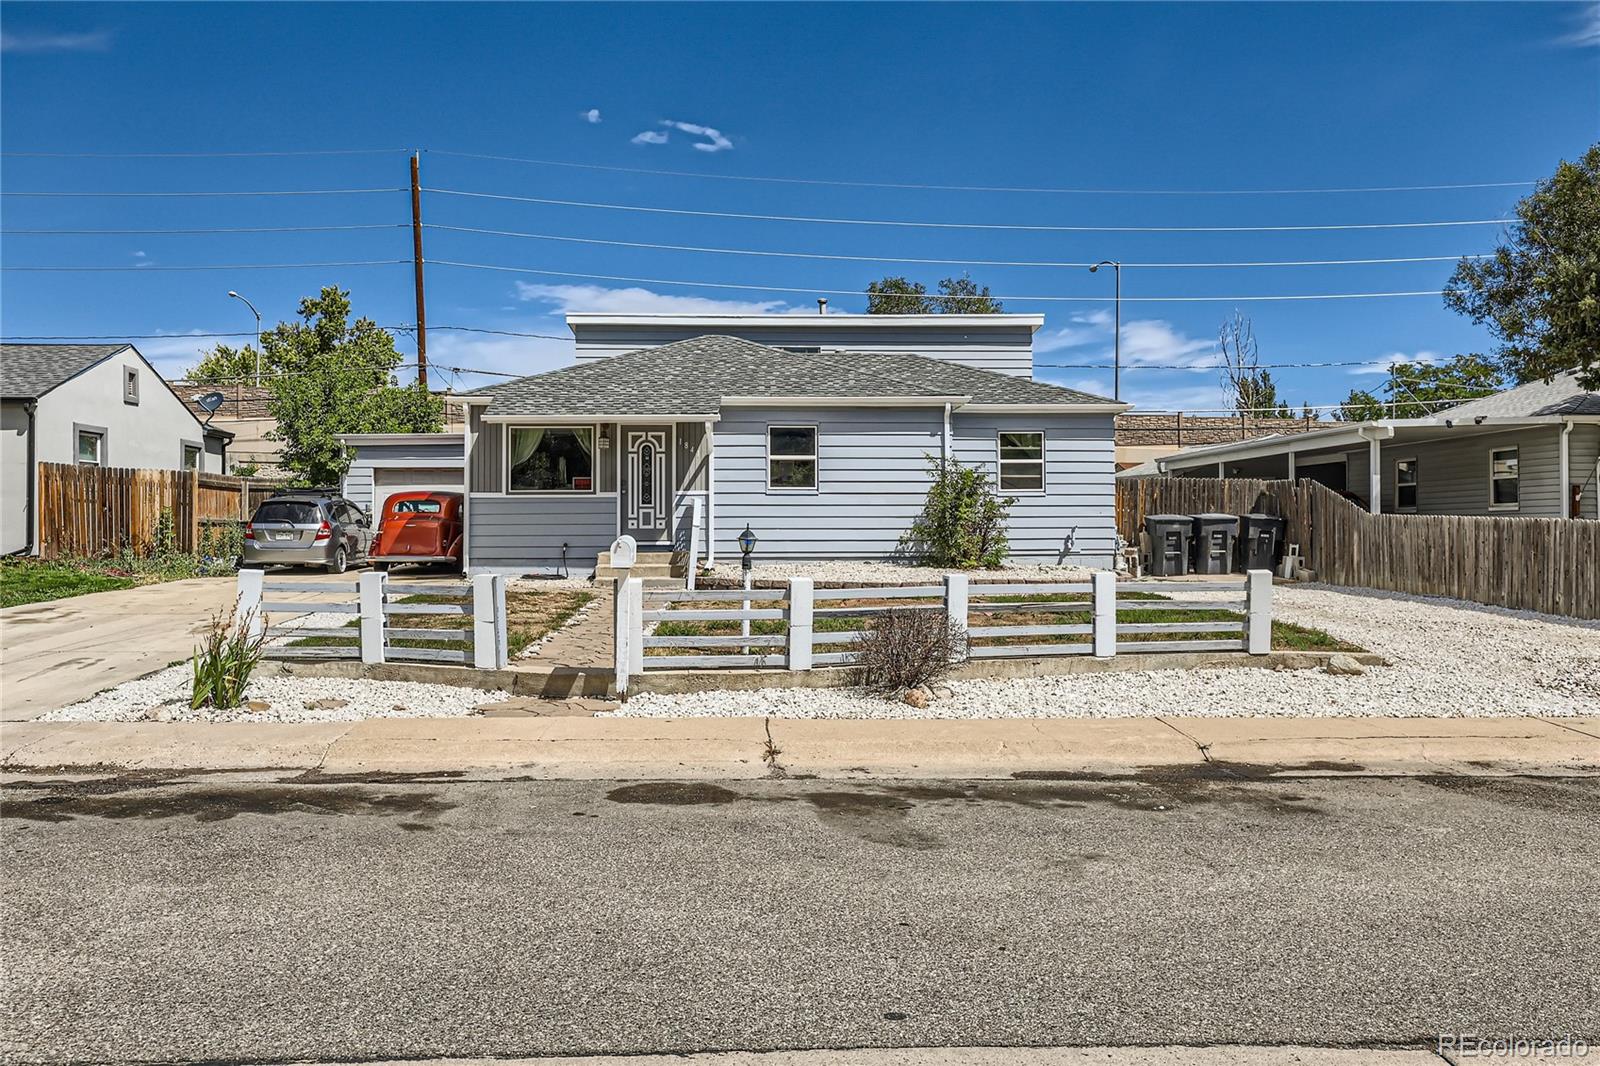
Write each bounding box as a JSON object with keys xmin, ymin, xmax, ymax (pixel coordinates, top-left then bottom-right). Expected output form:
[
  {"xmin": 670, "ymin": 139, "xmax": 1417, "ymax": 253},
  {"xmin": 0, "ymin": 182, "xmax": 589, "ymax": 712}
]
[
  {"xmin": 1246, "ymin": 569, "xmax": 1272, "ymax": 654},
  {"xmin": 359, "ymin": 571, "xmax": 387, "ymax": 665},
  {"xmin": 1092, "ymin": 569, "xmax": 1116, "ymax": 658},
  {"xmin": 627, "ymin": 578, "xmax": 645, "ymax": 679},
  {"xmin": 473, "ymin": 571, "xmax": 507, "ymax": 669},
  {"xmin": 944, "ymin": 573, "xmax": 969, "ymax": 661},
  {"xmin": 613, "ymin": 577, "xmax": 632, "ymax": 697},
  {"xmin": 788, "ymin": 577, "xmax": 813, "ymax": 671},
  {"xmin": 235, "ymin": 568, "xmax": 265, "ymax": 640}
]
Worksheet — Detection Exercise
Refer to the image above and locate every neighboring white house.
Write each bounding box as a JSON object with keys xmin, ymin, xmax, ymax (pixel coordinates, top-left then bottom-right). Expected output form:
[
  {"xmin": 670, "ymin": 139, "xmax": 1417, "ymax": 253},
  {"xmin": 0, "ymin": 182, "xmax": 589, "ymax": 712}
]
[
  {"xmin": 1153, "ymin": 369, "xmax": 1600, "ymax": 520},
  {"xmin": 1, "ymin": 343, "xmax": 233, "ymax": 555}
]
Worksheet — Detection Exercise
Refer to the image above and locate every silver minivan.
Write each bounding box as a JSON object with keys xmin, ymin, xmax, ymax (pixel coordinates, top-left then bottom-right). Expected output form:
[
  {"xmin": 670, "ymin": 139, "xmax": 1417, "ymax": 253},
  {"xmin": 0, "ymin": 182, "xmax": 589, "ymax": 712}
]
[{"xmin": 243, "ymin": 494, "xmax": 373, "ymax": 573}]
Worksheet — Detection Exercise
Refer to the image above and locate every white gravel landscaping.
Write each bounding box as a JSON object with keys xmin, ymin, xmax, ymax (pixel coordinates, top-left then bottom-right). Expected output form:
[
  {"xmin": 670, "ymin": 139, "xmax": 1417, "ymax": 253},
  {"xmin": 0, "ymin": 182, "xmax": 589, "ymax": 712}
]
[
  {"xmin": 608, "ymin": 583, "xmax": 1600, "ymax": 720},
  {"xmin": 39, "ymin": 665, "xmax": 508, "ymax": 724}
]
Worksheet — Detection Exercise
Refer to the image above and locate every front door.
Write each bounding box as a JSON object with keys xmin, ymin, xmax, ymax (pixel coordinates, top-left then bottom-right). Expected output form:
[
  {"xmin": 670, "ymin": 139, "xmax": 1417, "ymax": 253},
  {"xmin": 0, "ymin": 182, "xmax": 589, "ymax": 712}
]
[{"xmin": 623, "ymin": 427, "xmax": 671, "ymax": 543}]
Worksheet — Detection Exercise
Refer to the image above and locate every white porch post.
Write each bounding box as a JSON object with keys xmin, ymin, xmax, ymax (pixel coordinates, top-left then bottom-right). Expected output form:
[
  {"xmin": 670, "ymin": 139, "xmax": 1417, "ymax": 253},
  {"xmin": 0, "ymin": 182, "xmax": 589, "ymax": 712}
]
[
  {"xmin": 787, "ymin": 577, "xmax": 814, "ymax": 671},
  {"xmin": 704, "ymin": 418, "xmax": 716, "ymax": 566},
  {"xmin": 1216, "ymin": 460, "xmax": 1225, "ymax": 478},
  {"xmin": 1368, "ymin": 435, "xmax": 1382, "ymax": 514},
  {"xmin": 1286, "ymin": 450, "xmax": 1296, "ymax": 482},
  {"xmin": 1558, "ymin": 421, "xmax": 1572, "ymax": 518}
]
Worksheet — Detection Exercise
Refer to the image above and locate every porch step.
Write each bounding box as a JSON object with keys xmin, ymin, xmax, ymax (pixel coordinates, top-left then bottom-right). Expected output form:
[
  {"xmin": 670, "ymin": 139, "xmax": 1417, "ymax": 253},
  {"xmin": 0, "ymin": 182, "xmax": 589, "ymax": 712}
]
[{"xmin": 594, "ymin": 548, "xmax": 688, "ymax": 581}]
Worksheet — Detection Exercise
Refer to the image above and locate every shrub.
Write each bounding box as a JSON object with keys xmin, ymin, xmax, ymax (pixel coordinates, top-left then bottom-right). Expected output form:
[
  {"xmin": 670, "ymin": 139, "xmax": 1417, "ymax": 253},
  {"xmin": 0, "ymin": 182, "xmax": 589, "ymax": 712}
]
[
  {"xmin": 898, "ymin": 457, "xmax": 1014, "ymax": 569},
  {"xmin": 191, "ymin": 606, "xmax": 267, "ymax": 710},
  {"xmin": 850, "ymin": 608, "xmax": 966, "ymax": 695}
]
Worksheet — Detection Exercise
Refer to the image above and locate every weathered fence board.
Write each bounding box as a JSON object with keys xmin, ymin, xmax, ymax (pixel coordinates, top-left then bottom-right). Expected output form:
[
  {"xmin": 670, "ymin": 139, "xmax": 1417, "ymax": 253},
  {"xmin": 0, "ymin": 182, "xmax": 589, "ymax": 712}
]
[{"xmin": 1116, "ymin": 476, "xmax": 1599, "ymax": 618}]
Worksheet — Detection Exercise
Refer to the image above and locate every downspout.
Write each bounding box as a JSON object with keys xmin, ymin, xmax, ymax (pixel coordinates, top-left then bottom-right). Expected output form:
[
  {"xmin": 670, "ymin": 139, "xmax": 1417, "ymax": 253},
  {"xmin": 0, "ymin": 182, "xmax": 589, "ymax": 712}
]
[
  {"xmin": 704, "ymin": 417, "xmax": 716, "ymax": 567},
  {"xmin": 942, "ymin": 402, "xmax": 952, "ymax": 466},
  {"xmin": 20, "ymin": 401, "xmax": 37, "ymax": 555},
  {"xmin": 1558, "ymin": 419, "xmax": 1573, "ymax": 519}
]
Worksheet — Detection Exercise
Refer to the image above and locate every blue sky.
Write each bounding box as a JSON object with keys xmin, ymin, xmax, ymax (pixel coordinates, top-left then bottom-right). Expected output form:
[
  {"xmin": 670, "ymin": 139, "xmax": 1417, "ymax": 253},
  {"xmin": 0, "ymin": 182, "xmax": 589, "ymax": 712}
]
[{"xmin": 3, "ymin": 1, "xmax": 1597, "ymax": 412}]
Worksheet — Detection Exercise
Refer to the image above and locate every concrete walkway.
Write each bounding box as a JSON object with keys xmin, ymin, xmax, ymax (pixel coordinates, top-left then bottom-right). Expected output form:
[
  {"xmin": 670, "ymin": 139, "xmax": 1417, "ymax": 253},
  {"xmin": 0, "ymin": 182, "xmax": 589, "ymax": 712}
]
[
  {"xmin": 0, "ymin": 570, "xmax": 362, "ymax": 722},
  {"xmin": 2, "ymin": 714, "xmax": 1595, "ymax": 778}
]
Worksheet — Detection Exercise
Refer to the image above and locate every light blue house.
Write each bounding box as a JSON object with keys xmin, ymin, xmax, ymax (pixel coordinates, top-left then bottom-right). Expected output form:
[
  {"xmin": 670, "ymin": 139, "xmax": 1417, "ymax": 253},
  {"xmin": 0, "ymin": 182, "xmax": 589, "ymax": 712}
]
[{"xmin": 342, "ymin": 313, "xmax": 1128, "ymax": 576}]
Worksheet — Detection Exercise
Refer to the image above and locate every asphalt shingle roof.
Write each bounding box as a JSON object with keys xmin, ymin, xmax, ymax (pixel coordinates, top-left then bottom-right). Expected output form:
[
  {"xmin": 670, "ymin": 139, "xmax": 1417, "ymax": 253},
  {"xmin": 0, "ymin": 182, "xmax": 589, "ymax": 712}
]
[
  {"xmin": 1435, "ymin": 368, "xmax": 1600, "ymax": 419},
  {"xmin": 465, "ymin": 335, "xmax": 1114, "ymax": 416},
  {"xmin": 1, "ymin": 343, "xmax": 130, "ymax": 399}
]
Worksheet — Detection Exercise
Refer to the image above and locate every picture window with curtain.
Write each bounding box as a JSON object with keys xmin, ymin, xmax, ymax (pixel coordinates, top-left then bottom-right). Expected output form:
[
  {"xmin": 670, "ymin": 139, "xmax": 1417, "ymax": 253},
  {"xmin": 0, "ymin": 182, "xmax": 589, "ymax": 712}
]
[
  {"xmin": 508, "ymin": 426, "xmax": 595, "ymax": 493},
  {"xmin": 998, "ymin": 431, "xmax": 1045, "ymax": 491},
  {"xmin": 767, "ymin": 426, "xmax": 817, "ymax": 490}
]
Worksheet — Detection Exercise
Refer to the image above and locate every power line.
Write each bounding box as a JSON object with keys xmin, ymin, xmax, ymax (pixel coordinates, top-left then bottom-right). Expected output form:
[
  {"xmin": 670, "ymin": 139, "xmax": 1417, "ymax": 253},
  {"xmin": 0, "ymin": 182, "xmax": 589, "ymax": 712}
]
[
  {"xmin": 0, "ymin": 187, "xmax": 404, "ymax": 198},
  {"xmin": 427, "ymin": 187, "xmax": 1511, "ymax": 234},
  {"xmin": 423, "ymin": 223, "xmax": 1492, "ymax": 270},
  {"xmin": 2, "ymin": 260, "xmax": 409, "ymax": 272},
  {"xmin": 0, "ymin": 325, "xmax": 573, "ymax": 343},
  {"xmin": 1, "ymin": 148, "xmax": 410, "ymax": 159},
  {"xmin": 1, "ymin": 224, "xmax": 409, "ymax": 235},
  {"xmin": 430, "ymin": 259, "xmax": 1456, "ymax": 303},
  {"xmin": 425, "ymin": 150, "xmax": 1537, "ymax": 196}
]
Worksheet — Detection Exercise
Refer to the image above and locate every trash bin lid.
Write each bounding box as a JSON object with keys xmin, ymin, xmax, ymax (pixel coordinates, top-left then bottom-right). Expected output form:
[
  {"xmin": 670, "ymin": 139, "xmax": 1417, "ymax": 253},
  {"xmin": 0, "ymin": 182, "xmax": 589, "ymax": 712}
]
[
  {"xmin": 1193, "ymin": 512, "xmax": 1239, "ymax": 523},
  {"xmin": 1146, "ymin": 513, "xmax": 1192, "ymax": 522}
]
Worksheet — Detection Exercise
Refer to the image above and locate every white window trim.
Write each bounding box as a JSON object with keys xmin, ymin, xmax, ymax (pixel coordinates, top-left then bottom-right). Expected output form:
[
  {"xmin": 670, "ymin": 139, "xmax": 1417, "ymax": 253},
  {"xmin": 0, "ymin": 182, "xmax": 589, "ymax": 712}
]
[
  {"xmin": 505, "ymin": 423, "xmax": 600, "ymax": 496},
  {"xmin": 766, "ymin": 424, "xmax": 819, "ymax": 493},
  {"xmin": 1393, "ymin": 456, "xmax": 1418, "ymax": 513},
  {"xmin": 997, "ymin": 429, "xmax": 1047, "ymax": 495},
  {"xmin": 1488, "ymin": 445, "xmax": 1520, "ymax": 511}
]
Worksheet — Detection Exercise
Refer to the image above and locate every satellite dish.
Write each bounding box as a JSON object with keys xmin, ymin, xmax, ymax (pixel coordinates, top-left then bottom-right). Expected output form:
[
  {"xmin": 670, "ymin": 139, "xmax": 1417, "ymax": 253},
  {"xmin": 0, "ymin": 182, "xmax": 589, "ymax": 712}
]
[{"xmin": 194, "ymin": 392, "xmax": 225, "ymax": 424}]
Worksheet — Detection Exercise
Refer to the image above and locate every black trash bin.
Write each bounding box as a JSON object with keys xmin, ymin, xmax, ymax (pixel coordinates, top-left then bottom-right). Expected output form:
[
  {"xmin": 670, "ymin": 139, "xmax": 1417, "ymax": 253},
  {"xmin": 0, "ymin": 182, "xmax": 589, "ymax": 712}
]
[
  {"xmin": 1237, "ymin": 513, "xmax": 1286, "ymax": 572},
  {"xmin": 1144, "ymin": 514, "xmax": 1193, "ymax": 576},
  {"xmin": 1190, "ymin": 513, "xmax": 1239, "ymax": 574}
]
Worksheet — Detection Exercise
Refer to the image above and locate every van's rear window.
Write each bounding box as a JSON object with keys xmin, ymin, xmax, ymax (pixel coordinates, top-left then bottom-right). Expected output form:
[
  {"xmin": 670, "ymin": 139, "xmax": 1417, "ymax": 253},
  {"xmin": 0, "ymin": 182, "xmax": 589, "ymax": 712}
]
[
  {"xmin": 394, "ymin": 500, "xmax": 443, "ymax": 514},
  {"xmin": 253, "ymin": 501, "xmax": 321, "ymax": 524}
]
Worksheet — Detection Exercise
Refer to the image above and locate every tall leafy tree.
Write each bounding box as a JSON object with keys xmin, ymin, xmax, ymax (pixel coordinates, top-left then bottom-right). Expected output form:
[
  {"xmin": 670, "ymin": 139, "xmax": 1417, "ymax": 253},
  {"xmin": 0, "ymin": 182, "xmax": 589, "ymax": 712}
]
[
  {"xmin": 866, "ymin": 276, "xmax": 934, "ymax": 314},
  {"xmin": 933, "ymin": 272, "xmax": 1004, "ymax": 313},
  {"xmin": 1332, "ymin": 354, "xmax": 1506, "ymax": 421},
  {"xmin": 185, "ymin": 343, "xmax": 268, "ymax": 384},
  {"xmin": 259, "ymin": 286, "xmax": 442, "ymax": 486},
  {"xmin": 1445, "ymin": 143, "xmax": 1600, "ymax": 388}
]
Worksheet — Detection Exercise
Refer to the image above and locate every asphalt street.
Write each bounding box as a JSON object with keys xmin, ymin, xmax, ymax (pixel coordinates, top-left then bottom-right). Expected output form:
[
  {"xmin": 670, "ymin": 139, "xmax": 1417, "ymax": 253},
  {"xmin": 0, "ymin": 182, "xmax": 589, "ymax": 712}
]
[{"xmin": 3, "ymin": 769, "xmax": 1597, "ymax": 1064}]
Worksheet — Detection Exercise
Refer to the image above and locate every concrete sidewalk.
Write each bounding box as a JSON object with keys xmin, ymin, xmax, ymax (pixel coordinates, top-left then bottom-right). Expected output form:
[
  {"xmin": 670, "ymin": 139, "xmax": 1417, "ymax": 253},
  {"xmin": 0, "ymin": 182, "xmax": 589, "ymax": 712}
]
[
  {"xmin": 2, "ymin": 714, "xmax": 1596, "ymax": 778},
  {"xmin": 319, "ymin": 1049, "xmax": 1454, "ymax": 1065}
]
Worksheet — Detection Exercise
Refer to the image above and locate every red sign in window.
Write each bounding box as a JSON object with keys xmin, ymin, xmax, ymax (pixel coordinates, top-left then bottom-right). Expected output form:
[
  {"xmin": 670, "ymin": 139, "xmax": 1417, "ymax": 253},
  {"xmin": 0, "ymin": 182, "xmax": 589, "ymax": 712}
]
[{"xmin": 573, "ymin": 476, "xmax": 593, "ymax": 491}]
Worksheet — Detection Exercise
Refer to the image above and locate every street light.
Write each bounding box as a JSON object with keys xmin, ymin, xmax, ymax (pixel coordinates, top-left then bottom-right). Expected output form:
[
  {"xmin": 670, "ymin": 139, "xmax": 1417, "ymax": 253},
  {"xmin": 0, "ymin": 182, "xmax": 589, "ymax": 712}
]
[
  {"xmin": 227, "ymin": 290, "xmax": 262, "ymax": 386},
  {"xmin": 1088, "ymin": 261, "xmax": 1121, "ymax": 402}
]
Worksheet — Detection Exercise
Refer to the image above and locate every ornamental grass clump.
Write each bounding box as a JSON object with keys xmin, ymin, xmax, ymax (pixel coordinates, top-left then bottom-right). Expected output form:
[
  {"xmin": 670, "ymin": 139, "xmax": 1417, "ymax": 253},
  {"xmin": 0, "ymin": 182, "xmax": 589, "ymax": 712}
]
[
  {"xmin": 850, "ymin": 607, "xmax": 966, "ymax": 696},
  {"xmin": 191, "ymin": 606, "xmax": 267, "ymax": 710},
  {"xmin": 898, "ymin": 457, "xmax": 1014, "ymax": 569}
]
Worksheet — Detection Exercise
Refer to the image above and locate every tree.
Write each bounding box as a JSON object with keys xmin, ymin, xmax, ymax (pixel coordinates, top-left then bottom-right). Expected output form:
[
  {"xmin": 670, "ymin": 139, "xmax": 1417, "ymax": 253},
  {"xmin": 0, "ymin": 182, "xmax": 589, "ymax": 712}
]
[
  {"xmin": 865, "ymin": 273, "xmax": 1004, "ymax": 314},
  {"xmin": 1445, "ymin": 143, "xmax": 1600, "ymax": 389},
  {"xmin": 262, "ymin": 286, "xmax": 442, "ymax": 486},
  {"xmin": 186, "ymin": 343, "xmax": 267, "ymax": 384},
  {"xmin": 1217, "ymin": 312, "xmax": 1290, "ymax": 417},
  {"xmin": 866, "ymin": 276, "xmax": 934, "ymax": 314},
  {"xmin": 933, "ymin": 272, "xmax": 1004, "ymax": 313},
  {"xmin": 1332, "ymin": 354, "xmax": 1507, "ymax": 421}
]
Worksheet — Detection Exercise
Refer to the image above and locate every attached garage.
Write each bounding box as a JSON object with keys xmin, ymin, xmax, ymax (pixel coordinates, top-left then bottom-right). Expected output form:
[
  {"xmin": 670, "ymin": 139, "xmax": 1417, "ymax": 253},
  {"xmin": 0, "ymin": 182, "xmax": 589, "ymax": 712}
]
[{"xmin": 337, "ymin": 433, "xmax": 466, "ymax": 516}]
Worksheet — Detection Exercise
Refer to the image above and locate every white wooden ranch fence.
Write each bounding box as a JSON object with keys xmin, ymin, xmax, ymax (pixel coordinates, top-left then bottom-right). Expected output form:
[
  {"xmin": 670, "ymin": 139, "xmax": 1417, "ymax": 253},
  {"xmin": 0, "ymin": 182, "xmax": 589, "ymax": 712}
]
[
  {"xmin": 235, "ymin": 569, "xmax": 509, "ymax": 669},
  {"xmin": 613, "ymin": 571, "xmax": 1273, "ymax": 695}
]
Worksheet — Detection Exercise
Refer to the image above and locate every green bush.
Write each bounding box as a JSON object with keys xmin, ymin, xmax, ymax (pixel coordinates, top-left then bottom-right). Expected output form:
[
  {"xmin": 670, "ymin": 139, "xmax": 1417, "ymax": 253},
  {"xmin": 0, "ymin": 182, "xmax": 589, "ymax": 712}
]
[
  {"xmin": 898, "ymin": 457, "xmax": 1015, "ymax": 569},
  {"xmin": 191, "ymin": 606, "xmax": 267, "ymax": 710}
]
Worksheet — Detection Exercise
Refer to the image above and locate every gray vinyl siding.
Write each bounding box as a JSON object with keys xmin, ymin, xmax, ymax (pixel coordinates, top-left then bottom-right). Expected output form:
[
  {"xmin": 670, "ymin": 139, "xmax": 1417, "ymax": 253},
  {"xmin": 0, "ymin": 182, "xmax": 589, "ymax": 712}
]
[
  {"xmin": 952, "ymin": 413, "xmax": 1118, "ymax": 565},
  {"xmin": 468, "ymin": 494, "xmax": 616, "ymax": 573},
  {"xmin": 676, "ymin": 420, "xmax": 708, "ymax": 491},
  {"xmin": 710, "ymin": 405, "xmax": 1117, "ymax": 565},
  {"xmin": 469, "ymin": 407, "xmax": 501, "ymax": 493},
  {"xmin": 342, "ymin": 467, "xmax": 375, "ymax": 512},
  {"xmin": 1572, "ymin": 424, "xmax": 1600, "ymax": 519},
  {"xmin": 1379, "ymin": 427, "xmax": 1564, "ymax": 517},
  {"xmin": 340, "ymin": 438, "xmax": 465, "ymax": 513},
  {"xmin": 572, "ymin": 323, "xmax": 1036, "ymax": 377}
]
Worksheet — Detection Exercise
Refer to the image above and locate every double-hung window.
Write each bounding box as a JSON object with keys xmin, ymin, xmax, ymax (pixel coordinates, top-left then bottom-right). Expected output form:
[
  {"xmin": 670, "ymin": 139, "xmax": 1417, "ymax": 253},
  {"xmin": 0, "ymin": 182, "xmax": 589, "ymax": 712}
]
[
  {"xmin": 1489, "ymin": 446, "xmax": 1519, "ymax": 509},
  {"xmin": 1394, "ymin": 458, "xmax": 1418, "ymax": 512},
  {"xmin": 997, "ymin": 431, "xmax": 1045, "ymax": 492},
  {"xmin": 76, "ymin": 429, "xmax": 103, "ymax": 467},
  {"xmin": 182, "ymin": 444, "xmax": 202, "ymax": 471},
  {"xmin": 767, "ymin": 426, "xmax": 817, "ymax": 491},
  {"xmin": 508, "ymin": 426, "xmax": 596, "ymax": 493}
]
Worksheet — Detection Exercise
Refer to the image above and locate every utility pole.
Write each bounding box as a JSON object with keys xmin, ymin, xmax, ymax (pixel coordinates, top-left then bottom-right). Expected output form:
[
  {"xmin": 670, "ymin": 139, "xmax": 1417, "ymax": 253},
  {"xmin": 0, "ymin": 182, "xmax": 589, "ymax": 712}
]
[{"xmin": 411, "ymin": 152, "xmax": 428, "ymax": 391}]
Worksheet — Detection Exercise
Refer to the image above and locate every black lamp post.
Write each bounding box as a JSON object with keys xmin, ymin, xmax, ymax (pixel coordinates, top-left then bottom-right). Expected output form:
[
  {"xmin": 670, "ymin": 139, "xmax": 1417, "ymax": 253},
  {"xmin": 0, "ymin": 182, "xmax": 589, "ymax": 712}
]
[{"xmin": 738, "ymin": 525, "xmax": 758, "ymax": 572}]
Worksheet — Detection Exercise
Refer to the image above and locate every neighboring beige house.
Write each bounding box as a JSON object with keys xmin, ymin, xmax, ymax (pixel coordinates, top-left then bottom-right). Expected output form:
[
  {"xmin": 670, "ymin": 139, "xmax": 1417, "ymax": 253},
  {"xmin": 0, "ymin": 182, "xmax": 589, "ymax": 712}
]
[{"xmin": 2, "ymin": 344, "xmax": 233, "ymax": 555}]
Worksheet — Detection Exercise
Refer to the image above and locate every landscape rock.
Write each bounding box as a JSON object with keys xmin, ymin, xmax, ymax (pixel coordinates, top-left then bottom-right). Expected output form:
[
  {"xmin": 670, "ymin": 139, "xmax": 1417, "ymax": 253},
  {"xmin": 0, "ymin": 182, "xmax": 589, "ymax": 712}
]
[
  {"xmin": 246, "ymin": 700, "xmax": 272, "ymax": 712},
  {"xmin": 1324, "ymin": 654, "xmax": 1366, "ymax": 677},
  {"xmin": 901, "ymin": 686, "xmax": 931, "ymax": 709},
  {"xmin": 303, "ymin": 697, "xmax": 349, "ymax": 711}
]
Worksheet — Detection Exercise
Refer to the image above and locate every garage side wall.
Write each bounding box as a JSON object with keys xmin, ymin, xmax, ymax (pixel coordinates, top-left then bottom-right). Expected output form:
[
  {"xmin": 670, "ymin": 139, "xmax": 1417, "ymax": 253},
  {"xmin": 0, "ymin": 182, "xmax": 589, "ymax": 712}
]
[{"xmin": 340, "ymin": 438, "xmax": 465, "ymax": 514}]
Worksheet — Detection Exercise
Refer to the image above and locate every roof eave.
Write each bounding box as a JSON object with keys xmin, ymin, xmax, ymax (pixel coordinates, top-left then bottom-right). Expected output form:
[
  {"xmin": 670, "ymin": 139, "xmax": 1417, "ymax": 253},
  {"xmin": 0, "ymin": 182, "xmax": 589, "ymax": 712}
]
[
  {"xmin": 962, "ymin": 401, "xmax": 1130, "ymax": 414},
  {"xmin": 564, "ymin": 312, "xmax": 1047, "ymax": 332},
  {"xmin": 719, "ymin": 394, "xmax": 971, "ymax": 408}
]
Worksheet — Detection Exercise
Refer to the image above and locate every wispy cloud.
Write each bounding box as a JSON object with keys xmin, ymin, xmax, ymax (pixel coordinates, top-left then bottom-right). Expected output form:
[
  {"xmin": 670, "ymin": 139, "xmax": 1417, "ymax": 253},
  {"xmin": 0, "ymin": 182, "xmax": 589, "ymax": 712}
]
[
  {"xmin": 660, "ymin": 119, "xmax": 733, "ymax": 153},
  {"xmin": 1556, "ymin": 1, "xmax": 1600, "ymax": 47},
  {"xmin": 515, "ymin": 282, "xmax": 795, "ymax": 316},
  {"xmin": 630, "ymin": 129, "xmax": 669, "ymax": 146},
  {"xmin": 1348, "ymin": 350, "xmax": 1441, "ymax": 376},
  {"xmin": 135, "ymin": 330, "xmax": 224, "ymax": 378},
  {"xmin": 1036, "ymin": 309, "xmax": 1214, "ymax": 368},
  {"xmin": 0, "ymin": 29, "xmax": 113, "ymax": 53},
  {"xmin": 429, "ymin": 328, "xmax": 575, "ymax": 388},
  {"xmin": 580, "ymin": 108, "xmax": 602, "ymax": 124}
]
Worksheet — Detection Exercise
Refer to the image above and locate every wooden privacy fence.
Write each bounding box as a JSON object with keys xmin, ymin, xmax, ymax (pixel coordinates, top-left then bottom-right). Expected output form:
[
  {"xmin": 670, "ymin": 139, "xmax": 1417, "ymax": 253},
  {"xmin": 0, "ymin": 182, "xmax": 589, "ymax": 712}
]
[
  {"xmin": 1116, "ymin": 476, "xmax": 1600, "ymax": 619},
  {"xmin": 34, "ymin": 462, "xmax": 280, "ymax": 558},
  {"xmin": 612, "ymin": 573, "xmax": 1274, "ymax": 694}
]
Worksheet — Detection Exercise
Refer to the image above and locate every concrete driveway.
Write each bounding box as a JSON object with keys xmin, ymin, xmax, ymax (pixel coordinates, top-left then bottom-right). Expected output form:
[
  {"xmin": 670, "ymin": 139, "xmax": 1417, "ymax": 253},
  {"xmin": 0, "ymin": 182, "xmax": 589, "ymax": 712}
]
[{"xmin": 0, "ymin": 570, "xmax": 350, "ymax": 722}]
